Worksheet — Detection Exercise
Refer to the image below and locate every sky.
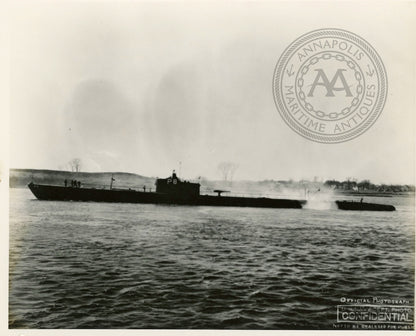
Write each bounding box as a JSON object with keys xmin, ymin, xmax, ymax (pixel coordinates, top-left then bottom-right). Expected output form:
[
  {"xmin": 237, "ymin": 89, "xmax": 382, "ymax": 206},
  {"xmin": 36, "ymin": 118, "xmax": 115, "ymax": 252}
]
[{"xmin": 7, "ymin": 1, "xmax": 416, "ymax": 184}]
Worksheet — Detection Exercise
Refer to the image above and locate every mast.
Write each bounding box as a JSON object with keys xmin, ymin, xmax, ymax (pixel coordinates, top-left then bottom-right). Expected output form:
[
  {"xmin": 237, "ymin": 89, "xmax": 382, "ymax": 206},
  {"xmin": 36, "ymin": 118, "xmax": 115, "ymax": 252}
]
[{"xmin": 110, "ymin": 174, "xmax": 115, "ymax": 190}]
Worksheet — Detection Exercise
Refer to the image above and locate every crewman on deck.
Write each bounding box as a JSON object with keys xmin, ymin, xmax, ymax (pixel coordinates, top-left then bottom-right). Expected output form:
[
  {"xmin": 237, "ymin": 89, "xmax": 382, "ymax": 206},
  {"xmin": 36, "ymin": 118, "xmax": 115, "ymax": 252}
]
[{"xmin": 64, "ymin": 179, "xmax": 67, "ymax": 187}]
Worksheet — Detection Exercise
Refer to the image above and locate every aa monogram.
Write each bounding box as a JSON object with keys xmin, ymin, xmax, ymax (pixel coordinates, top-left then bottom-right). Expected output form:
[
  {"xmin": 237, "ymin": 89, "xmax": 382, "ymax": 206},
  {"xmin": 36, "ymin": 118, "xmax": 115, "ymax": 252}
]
[{"xmin": 273, "ymin": 28, "xmax": 387, "ymax": 143}]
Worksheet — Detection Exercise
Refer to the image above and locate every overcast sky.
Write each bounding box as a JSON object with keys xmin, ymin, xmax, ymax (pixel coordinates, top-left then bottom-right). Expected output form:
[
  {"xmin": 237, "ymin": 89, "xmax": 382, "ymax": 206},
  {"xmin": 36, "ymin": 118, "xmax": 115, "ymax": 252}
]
[{"xmin": 8, "ymin": 1, "xmax": 416, "ymax": 184}]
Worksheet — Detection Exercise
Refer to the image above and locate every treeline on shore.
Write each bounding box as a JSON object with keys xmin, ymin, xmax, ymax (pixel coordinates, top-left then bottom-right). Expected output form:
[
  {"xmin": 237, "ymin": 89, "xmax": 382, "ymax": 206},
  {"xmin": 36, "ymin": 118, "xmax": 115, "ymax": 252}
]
[{"xmin": 324, "ymin": 179, "xmax": 415, "ymax": 192}]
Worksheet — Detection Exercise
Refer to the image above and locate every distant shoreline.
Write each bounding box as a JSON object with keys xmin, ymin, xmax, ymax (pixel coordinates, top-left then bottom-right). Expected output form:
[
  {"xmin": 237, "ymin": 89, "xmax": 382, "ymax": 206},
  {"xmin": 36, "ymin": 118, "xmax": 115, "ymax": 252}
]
[
  {"xmin": 9, "ymin": 168, "xmax": 415, "ymax": 197},
  {"xmin": 9, "ymin": 168, "xmax": 155, "ymax": 190}
]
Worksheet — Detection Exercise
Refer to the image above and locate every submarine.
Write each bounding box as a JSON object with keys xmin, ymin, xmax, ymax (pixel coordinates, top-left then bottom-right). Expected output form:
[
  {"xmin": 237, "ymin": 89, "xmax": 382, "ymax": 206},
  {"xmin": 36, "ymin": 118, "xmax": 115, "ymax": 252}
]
[
  {"xmin": 28, "ymin": 171, "xmax": 306, "ymax": 209},
  {"xmin": 28, "ymin": 171, "xmax": 397, "ymax": 211}
]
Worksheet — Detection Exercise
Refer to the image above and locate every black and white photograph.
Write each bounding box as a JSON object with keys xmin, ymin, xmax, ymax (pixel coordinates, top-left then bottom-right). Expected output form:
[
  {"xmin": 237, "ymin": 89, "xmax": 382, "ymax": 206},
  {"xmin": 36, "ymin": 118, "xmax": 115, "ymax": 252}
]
[{"xmin": 3, "ymin": 0, "xmax": 415, "ymax": 333}]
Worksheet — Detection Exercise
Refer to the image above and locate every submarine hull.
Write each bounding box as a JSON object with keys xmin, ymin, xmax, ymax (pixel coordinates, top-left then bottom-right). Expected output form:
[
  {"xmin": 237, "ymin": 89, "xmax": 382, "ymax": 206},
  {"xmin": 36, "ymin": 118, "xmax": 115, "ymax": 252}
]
[
  {"xmin": 28, "ymin": 183, "xmax": 306, "ymax": 209},
  {"xmin": 336, "ymin": 200, "xmax": 396, "ymax": 211}
]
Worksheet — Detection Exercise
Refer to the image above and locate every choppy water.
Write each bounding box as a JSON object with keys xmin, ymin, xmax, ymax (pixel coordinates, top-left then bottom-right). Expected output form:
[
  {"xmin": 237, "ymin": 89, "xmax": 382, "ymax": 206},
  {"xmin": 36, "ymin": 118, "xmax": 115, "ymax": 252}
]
[{"xmin": 9, "ymin": 188, "xmax": 415, "ymax": 329}]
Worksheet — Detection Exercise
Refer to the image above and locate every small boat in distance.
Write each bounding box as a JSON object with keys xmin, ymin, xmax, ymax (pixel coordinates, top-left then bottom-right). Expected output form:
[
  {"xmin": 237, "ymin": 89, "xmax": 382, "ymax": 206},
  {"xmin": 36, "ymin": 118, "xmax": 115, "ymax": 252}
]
[
  {"xmin": 28, "ymin": 171, "xmax": 306, "ymax": 209},
  {"xmin": 335, "ymin": 200, "xmax": 396, "ymax": 211}
]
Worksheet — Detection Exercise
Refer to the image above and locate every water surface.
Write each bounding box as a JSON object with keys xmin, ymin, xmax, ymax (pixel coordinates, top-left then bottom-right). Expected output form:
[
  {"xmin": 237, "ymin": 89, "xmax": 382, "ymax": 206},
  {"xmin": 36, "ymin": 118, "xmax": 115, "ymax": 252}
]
[{"xmin": 9, "ymin": 188, "xmax": 414, "ymax": 329}]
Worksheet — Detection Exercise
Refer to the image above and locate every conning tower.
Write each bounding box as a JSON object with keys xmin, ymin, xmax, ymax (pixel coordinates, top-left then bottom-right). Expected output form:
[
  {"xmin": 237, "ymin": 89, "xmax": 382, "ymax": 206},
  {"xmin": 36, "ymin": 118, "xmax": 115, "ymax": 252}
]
[{"xmin": 155, "ymin": 170, "xmax": 200, "ymax": 200}]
